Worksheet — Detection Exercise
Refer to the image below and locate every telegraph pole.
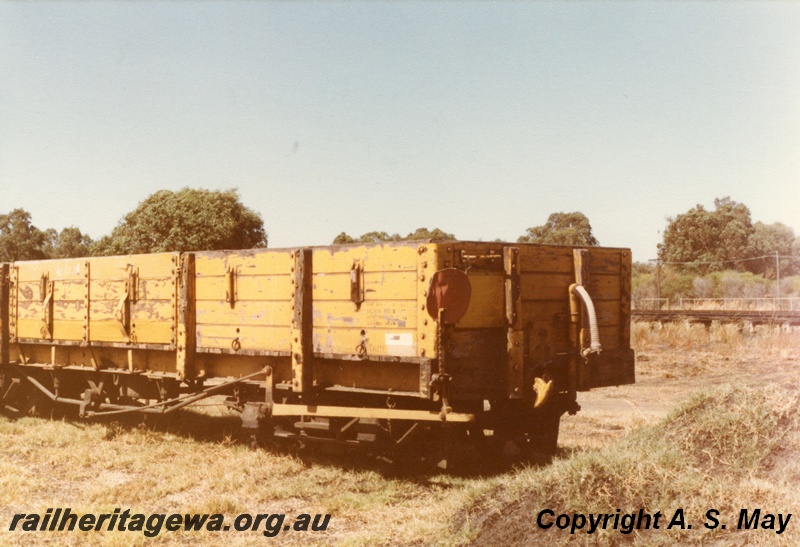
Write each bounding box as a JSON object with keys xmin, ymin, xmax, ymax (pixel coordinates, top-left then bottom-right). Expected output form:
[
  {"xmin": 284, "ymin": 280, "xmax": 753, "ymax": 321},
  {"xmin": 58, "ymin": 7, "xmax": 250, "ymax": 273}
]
[
  {"xmin": 776, "ymin": 251, "xmax": 781, "ymax": 308},
  {"xmin": 648, "ymin": 258, "xmax": 662, "ymax": 307},
  {"xmin": 656, "ymin": 259, "xmax": 661, "ymax": 305}
]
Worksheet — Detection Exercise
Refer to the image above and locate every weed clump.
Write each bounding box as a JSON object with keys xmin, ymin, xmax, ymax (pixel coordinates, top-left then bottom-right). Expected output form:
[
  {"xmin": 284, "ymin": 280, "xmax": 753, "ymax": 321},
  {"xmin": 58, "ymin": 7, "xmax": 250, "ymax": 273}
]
[{"xmin": 457, "ymin": 384, "xmax": 800, "ymax": 546}]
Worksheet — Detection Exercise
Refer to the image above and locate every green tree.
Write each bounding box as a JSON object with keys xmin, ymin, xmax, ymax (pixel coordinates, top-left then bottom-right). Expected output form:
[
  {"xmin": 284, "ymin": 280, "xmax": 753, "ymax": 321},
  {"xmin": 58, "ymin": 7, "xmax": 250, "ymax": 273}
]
[
  {"xmin": 517, "ymin": 212, "xmax": 599, "ymax": 246},
  {"xmin": 403, "ymin": 227, "xmax": 455, "ymax": 241},
  {"xmin": 658, "ymin": 197, "xmax": 754, "ymax": 274},
  {"xmin": 0, "ymin": 208, "xmax": 47, "ymax": 261},
  {"xmin": 332, "ymin": 227, "xmax": 455, "ymax": 245},
  {"xmin": 95, "ymin": 188, "xmax": 267, "ymax": 255},
  {"xmin": 332, "ymin": 231, "xmax": 400, "ymax": 244},
  {"xmin": 355, "ymin": 231, "xmax": 402, "ymax": 243},
  {"xmin": 332, "ymin": 232, "xmax": 356, "ymax": 245},
  {"xmin": 42, "ymin": 227, "xmax": 94, "ymax": 258},
  {"xmin": 746, "ymin": 221, "xmax": 796, "ymax": 277}
]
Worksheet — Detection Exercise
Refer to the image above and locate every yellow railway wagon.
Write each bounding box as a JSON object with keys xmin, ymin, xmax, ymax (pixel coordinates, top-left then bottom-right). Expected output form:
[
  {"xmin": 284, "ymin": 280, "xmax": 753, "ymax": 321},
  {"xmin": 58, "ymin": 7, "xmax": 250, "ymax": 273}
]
[{"xmin": 0, "ymin": 241, "xmax": 634, "ymax": 464}]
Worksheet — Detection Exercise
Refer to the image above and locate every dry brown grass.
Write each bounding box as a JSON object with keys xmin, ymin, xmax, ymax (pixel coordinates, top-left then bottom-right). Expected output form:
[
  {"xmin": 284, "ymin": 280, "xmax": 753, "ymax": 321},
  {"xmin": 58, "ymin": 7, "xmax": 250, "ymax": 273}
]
[
  {"xmin": 0, "ymin": 406, "xmax": 502, "ymax": 546},
  {"xmin": 632, "ymin": 321, "xmax": 800, "ymax": 360}
]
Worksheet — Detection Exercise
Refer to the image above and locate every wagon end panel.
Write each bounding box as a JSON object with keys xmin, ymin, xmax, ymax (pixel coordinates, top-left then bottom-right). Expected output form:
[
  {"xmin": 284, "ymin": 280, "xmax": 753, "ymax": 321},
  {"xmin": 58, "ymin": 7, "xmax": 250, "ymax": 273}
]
[
  {"xmin": 495, "ymin": 244, "xmax": 635, "ymax": 402},
  {"xmin": 571, "ymin": 247, "xmax": 635, "ymax": 390}
]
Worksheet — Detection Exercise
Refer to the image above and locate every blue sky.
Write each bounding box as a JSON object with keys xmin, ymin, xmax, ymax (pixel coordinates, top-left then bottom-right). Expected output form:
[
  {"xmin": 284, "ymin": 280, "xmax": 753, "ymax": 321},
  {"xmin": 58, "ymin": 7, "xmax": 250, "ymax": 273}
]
[{"xmin": 1, "ymin": 1, "xmax": 798, "ymax": 262}]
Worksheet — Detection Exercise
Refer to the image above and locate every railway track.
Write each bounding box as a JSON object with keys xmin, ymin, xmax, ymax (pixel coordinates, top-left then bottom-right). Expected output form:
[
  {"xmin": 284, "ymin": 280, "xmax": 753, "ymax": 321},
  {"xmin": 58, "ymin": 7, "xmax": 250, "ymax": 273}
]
[{"xmin": 631, "ymin": 309, "xmax": 800, "ymax": 326}]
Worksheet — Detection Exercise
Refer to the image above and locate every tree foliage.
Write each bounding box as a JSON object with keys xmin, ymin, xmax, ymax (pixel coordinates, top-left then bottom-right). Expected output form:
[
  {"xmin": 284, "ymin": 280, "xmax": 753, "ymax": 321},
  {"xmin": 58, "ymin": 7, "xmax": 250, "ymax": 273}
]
[
  {"xmin": 0, "ymin": 209, "xmax": 94, "ymax": 261},
  {"xmin": 657, "ymin": 197, "xmax": 798, "ymax": 276},
  {"xmin": 746, "ymin": 221, "xmax": 796, "ymax": 277},
  {"xmin": 0, "ymin": 209, "xmax": 47, "ymax": 261},
  {"xmin": 658, "ymin": 197, "xmax": 754, "ymax": 274},
  {"xmin": 43, "ymin": 227, "xmax": 94, "ymax": 258},
  {"xmin": 517, "ymin": 212, "xmax": 599, "ymax": 246},
  {"xmin": 95, "ymin": 188, "xmax": 267, "ymax": 255},
  {"xmin": 332, "ymin": 227, "xmax": 455, "ymax": 245}
]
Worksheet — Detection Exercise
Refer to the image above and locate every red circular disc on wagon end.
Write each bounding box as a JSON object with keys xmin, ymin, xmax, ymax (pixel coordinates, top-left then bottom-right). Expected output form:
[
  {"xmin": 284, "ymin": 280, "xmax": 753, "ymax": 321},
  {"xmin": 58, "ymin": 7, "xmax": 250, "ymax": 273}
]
[{"xmin": 426, "ymin": 268, "xmax": 471, "ymax": 324}]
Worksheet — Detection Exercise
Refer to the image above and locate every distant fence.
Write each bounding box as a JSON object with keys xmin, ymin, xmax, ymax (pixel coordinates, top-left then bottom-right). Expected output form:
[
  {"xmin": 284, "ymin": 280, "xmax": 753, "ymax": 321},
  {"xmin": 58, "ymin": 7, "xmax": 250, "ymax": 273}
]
[
  {"xmin": 631, "ymin": 309, "xmax": 800, "ymax": 326},
  {"xmin": 633, "ymin": 298, "xmax": 800, "ymax": 312}
]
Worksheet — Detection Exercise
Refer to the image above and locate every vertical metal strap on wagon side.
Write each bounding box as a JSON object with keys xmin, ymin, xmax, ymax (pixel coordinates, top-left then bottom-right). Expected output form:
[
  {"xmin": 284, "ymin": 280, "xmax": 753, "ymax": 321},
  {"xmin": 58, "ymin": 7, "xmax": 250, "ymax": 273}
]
[
  {"xmin": 291, "ymin": 248, "xmax": 313, "ymax": 395},
  {"xmin": 0, "ymin": 263, "xmax": 9, "ymax": 368},
  {"xmin": 504, "ymin": 246, "xmax": 524, "ymax": 399},
  {"xmin": 9, "ymin": 266, "xmax": 17, "ymax": 344},
  {"xmin": 40, "ymin": 273, "xmax": 54, "ymax": 340},
  {"xmin": 176, "ymin": 253, "xmax": 196, "ymax": 381},
  {"xmin": 619, "ymin": 250, "xmax": 632, "ymax": 350}
]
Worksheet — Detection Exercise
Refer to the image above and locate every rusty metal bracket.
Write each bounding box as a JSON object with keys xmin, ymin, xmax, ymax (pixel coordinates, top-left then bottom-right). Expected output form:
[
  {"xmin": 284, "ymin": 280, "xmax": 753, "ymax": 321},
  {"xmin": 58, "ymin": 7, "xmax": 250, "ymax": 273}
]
[
  {"xmin": 432, "ymin": 308, "xmax": 453, "ymax": 420},
  {"xmin": 504, "ymin": 247, "xmax": 524, "ymax": 398},
  {"xmin": 79, "ymin": 380, "xmax": 105, "ymax": 417},
  {"xmin": 39, "ymin": 273, "xmax": 48, "ymax": 302},
  {"xmin": 264, "ymin": 366, "xmax": 274, "ymax": 411},
  {"xmin": 113, "ymin": 265, "xmax": 140, "ymax": 342},
  {"xmin": 350, "ymin": 259, "xmax": 364, "ymax": 310},
  {"xmin": 127, "ymin": 265, "xmax": 139, "ymax": 303},
  {"xmin": 40, "ymin": 277, "xmax": 54, "ymax": 340},
  {"xmin": 114, "ymin": 291, "xmax": 130, "ymax": 341},
  {"xmin": 8, "ymin": 266, "xmax": 18, "ymax": 343},
  {"xmin": 225, "ymin": 265, "xmax": 238, "ymax": 307},
  {"xmin": 25, "ymin": 368, "xmax": 270, "ymax": 418}
]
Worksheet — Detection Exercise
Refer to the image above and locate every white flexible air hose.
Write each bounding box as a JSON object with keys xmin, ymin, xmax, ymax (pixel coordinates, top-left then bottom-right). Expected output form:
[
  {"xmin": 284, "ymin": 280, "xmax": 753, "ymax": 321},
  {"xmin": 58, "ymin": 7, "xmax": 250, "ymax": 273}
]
[{"xmin": 571, "ymin": 284, "xmax": 602, "ymax": 356}]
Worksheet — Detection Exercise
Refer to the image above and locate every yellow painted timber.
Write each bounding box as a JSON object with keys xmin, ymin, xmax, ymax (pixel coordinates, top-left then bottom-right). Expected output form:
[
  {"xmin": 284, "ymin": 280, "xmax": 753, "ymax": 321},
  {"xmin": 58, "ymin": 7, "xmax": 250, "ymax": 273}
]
[
  {"xmin": 312, "ymin": 326, "xmax": 419, "ymax": 357},
  {"xmin": 312, "ymin": 300, "xmax": 417, "ymax": 329},
  {"xmin": 195, "ymin": 299, "xmax": 292, "ymax": 326},
  {"xmin": 51, "ymin": 320, "xmax": 84, "ymax": 341},
  {"xmin": 195, "ymin": 274, "xmax": 292, "ymax": 302},
  {"xmin": 456, "ymin": 273, "xmax": 504, "ymax": 328},
  {"xmin": 15, "ymin": 301, "xmax": 44, "ymax": 321},
  {"xmin": 88, "ymin": 320, "xmax": 174, "ymax": 345},
  {"xmin": 415, "ymin": 243, "xmax": 439, "ymax": 359},
  {"xmin": 195, "ymin": 250, "xmax": 294, "ymax": 276},
  {"xmin": 86, "ymin": 299, "xmax": 174, "ymax": 321},
  {"xmin": 312, "ymin": 270, "xmax": 418, "ymax": 301},
  {"xmin": 14, "ymin": 258, "xmax": 86, "ymax": 282},
  {"xmin": 14, "ymin": 279, "xmax": 85, "ymax": 301},
  {"xmin": 88, "ymin": 278, "xmax": 173, "ymax": 301},
  {"xmin": 88, "ymin": 253, "xmax": 178, "ymax": 280},
  {"xmin": 15, "ymin": 318, "xmax": 49, "ymax": 340},
  {"xmin": 313, "ymin": 244, "xmax": 420, "ymax": 273},
  {"xmin": 196, "ymin": 324, "xmax": 290, "ymax": 352},
  {"xmin": 271, "ymin": 403, "xmax": 474, "ymax": 422}
]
